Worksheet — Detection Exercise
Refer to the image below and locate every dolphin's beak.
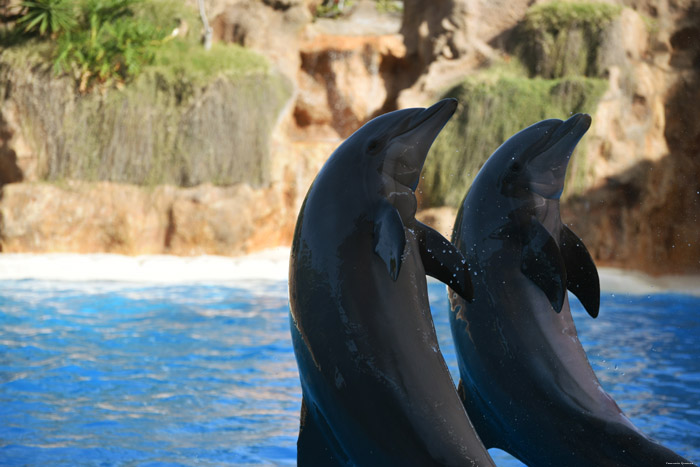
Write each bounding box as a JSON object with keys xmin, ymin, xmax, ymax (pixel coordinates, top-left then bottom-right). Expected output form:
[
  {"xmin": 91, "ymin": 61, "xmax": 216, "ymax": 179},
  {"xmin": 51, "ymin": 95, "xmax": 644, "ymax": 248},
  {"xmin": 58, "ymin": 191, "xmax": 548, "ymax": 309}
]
[
  {"xmin": 526, "ymin": 113, "xmax": 591, "ymax": 199},
  {"xmin": 386, "ymin": 98, "xmax": 458, "ymax": 190}
]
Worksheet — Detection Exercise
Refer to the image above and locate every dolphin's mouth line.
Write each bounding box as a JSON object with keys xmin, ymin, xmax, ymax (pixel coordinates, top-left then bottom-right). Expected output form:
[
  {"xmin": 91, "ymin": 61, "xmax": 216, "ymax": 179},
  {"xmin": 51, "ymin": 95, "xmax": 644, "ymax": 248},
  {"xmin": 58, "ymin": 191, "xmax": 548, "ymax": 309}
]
[
  {"xmin": 391, "ymin": 99, "xmax": 455, "ymax": 141},
  {"xmin": 524, "ymin": 113, "xmax": 592, "ymax": 199},
  {"xmin": 530, "ymin": 114, "xmax": 591, "ymax": 156},
  {"xmin": 533, "ymin": 122, "xmax": 563, "ymax": 154},
  {"xmin": 382, "ymin": 172, "xmax": 414, "ymax": 195},
  {"xmin": 409, "ymin": 98, "xmax": 453, "ymax": 131},
  {"xmin": 382, "ymin": 99, "xmax": 457, "ymax": 191}
]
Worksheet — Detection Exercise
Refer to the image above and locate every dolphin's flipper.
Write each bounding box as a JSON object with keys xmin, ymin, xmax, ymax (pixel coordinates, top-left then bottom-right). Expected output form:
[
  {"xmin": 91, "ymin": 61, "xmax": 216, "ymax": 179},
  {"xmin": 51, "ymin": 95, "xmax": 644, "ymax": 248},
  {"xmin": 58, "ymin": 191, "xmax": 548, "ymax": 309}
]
[
  {"xmin": 415, "ymin": 222, "xmax": 473, "ymax": 301},
  {"xmin": 373, "ymin": 201, "xmax": 406, "ymax": 281},
  {"xmin": 560, "ymin": 225, "xmax": 600, "ymax": 318},
  {"xmin": 297, "ymin": 398, "xmax": 348, "ymax": 467},
  {"xmin": 521, "ymin": 219, "xmax": 567, "ymax": 313}
]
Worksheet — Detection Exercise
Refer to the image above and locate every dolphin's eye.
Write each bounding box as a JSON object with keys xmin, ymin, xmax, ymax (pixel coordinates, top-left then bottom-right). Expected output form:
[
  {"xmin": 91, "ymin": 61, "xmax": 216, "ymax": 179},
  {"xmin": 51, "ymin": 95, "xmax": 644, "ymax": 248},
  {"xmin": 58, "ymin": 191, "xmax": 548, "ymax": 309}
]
[
  {"xmin": 510, "ymin": 161, "xmax": 522, "ymax": 173},
  {"xmin": 367, "ymin": 139, "xmax": 382, "ymax": 154}
]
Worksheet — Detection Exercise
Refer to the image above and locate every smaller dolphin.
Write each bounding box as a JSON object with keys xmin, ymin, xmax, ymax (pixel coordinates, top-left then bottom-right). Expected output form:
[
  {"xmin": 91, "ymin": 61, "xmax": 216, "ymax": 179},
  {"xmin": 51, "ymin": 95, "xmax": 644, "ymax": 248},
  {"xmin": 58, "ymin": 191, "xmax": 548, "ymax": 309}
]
[
  {"xmin": 289, "ymin": 99, "xmax": 495, "ymax": 466},
  {"xmin": 449, "ymin": 114, "xmax": 693, "ymax": 466}
]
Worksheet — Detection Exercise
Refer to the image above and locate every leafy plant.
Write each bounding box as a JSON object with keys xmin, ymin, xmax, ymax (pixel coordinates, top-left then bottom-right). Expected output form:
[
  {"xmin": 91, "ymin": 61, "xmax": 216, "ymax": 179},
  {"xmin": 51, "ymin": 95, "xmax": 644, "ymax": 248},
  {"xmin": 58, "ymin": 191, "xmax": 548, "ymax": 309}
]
[
  {"xmin": 53, "ymin": 0, "xmax": 167, "ymax": 91},
  {"xmin": 16, "ymin": 0, "xmax": 76, "ymax": 37}
]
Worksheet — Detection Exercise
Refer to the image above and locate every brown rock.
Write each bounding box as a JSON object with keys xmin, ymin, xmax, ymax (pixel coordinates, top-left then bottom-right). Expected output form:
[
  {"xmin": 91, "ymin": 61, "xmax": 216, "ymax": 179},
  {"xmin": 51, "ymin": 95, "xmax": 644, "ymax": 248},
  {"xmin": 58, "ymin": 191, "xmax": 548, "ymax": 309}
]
[
  {"xmin": 397, "ymin": 0, "xmax": 521, "ymax": 107},
  {"xmin": 1, "ymin": 0, "xmax": 698, "ymax": 278},
  {"xmin": 211, "ymin": 0, "xmax": 312, "ymax": 79},
  {"xmin": 416, "ymin": 206, "xmax": 458, "ymax": 239},
  {"xmin": 571, "ymin": 8, "xmax": 669, "ymax": 190},
  {"xmin": 166, "ymin": 183, "xmax": 294, "ymax": 255},
  {"xmin": 401, "ymin": 0, "xmax": 529, "ymax": 65},
  {"xmin": 0, "ymin": 181, "xmax": 298, "ymax": 256},
  {"xmin": 295, "ymin": 33, "xmax": 406, "ymax": 138},
  {"xmin": 562, "ymin": 18, "xmax": 700, "ymax": 275},
  {"xmin": 0, "ymin": 182, "xmax": 171, "ymax": 254},
  {"xmin": 0, "ymin": 113, "xmax": 23, "ymax": 185},
  {"xmin": 0, "ymin": 80, "xmax": 50, "ymax": 184}
]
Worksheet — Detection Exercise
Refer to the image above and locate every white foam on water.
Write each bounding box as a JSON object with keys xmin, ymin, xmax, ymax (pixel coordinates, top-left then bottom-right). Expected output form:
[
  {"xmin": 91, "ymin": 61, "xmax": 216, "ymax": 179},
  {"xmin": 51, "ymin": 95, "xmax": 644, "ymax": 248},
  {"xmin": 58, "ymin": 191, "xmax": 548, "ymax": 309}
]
[
  {"xmin": 0, "ymin": 250, "xmax": 698, "ymax": 296},
  {"xmin": 597, "ymin": 267, "xmax": 700, "ymax": 297}
]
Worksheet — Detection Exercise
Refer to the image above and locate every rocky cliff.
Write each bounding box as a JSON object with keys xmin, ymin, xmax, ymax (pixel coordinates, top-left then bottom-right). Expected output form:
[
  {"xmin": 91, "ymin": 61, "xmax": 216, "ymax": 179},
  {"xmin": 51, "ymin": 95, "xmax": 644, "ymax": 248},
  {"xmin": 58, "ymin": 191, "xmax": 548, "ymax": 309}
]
[{"xmin": 0, "ymin": 0, "xmax": 698, "ymax": 274}]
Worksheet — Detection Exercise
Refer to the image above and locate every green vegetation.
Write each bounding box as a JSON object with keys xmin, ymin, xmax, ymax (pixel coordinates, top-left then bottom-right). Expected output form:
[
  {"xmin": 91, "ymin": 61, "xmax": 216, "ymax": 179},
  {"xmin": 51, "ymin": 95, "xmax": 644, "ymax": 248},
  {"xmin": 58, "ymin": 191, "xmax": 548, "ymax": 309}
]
[
  {"xmin": 314, "ymin": 0, "xmax": 402, "ymax": 18},
  {"xmin": 314, "ymin": 0, "xmax": 354, "ymax": 18},
  {"xmin": 7, "ymin": 0, "xmax": 177, "ymax": 90},
  {"xmin": 54, "ymin": 0, "xmax": 168, "ymax": 91},
  {"xmin": 522, "ymin": 2, "xmax": 621, "ymax": 32},
  {"xmin": 150, "ymin": 39, "xmax": 269, "ymax": 90},
  {"xmin": 375, "ymin": 0, "xmax": 402, "ymax": 14},
  {"xmin": 422, "ymin": 67, "xmax": 608, "ymax": 208},
  {"xmin": 640, "ymin": 14, "xmax": 659, "ymax": 36},
  {"xmin": 513, "ymin": 1, "xmax": 622, "ymax": 79},
  {"xmin": 420, "ymin": 1, "xmax": 621, "ymax": 208},
  {"xmin": 1, "ymin": 0, "xmax": 293, "ymax": 187},
  {"xmin": 16, "ymin": 0, "xmax": 77, "ymax": 37},
  {"xmin": 5, "ymin": 0, "xmax": 227, "ymax": 91}
]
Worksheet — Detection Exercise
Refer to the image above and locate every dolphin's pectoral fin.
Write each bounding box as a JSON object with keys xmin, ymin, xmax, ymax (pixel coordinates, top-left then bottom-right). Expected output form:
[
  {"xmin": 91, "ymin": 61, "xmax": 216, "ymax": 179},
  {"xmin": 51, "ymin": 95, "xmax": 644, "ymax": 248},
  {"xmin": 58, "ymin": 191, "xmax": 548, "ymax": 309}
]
[
  {"xmin": 521, "ymin": 220, "xmax": 567, "ymax": 313},
  {"xmin": 561, "ymin": 225, "xmax": 600, "ymax": 318},
  {"xmin": 415, "ymin": 221, "xmax": 473, "ymax": 301},
  {"xmin": 297, "ymin": 397, "xmax": 348, "ymax": 466},
  {"xmin": 373, "ymin": 201, "xmax": 406, "ymax": 281}
]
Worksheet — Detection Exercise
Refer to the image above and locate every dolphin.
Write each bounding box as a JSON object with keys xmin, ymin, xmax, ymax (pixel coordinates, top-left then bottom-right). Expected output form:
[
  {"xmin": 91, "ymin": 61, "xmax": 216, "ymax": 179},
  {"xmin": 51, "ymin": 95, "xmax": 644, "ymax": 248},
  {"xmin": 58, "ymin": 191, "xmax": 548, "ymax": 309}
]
[
  {"xmin": 289, "ymin": 99, "xmax": 495, "ymax": 466},
  {"xmin": 449, "ymin": 113, "xmax": 693, "ymax": 466}
]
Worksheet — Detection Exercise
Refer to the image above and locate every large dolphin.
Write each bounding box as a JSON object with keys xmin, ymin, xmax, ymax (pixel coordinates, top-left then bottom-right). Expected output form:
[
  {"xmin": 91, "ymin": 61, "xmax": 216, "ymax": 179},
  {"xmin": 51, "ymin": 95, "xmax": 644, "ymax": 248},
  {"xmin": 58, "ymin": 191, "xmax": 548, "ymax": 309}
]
[
  {"xmin": 289, "ymin": 99, "xmax": 495, "ymax": 466},
  {"xmin": 449, "ymin": 114, "xmax": 692, "ymax": 466}
]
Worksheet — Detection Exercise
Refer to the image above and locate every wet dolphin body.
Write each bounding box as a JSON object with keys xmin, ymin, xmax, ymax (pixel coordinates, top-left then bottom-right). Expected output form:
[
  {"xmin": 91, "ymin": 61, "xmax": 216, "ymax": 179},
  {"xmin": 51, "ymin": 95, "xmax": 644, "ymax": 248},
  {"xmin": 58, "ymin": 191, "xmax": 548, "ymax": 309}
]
[
  {"xmin": 449, "ymin": 114, "xmax": 692, "ymax": 466},
  {"xmin": 289, "ymin": 99, "xmax": 495, "ymax": 466}
]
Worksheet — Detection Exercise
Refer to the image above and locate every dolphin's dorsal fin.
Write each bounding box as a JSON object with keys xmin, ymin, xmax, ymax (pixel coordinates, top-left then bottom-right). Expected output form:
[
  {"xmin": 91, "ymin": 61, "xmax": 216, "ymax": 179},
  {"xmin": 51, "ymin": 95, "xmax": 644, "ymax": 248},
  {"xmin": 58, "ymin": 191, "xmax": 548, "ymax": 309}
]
[
  {"xmin": 521, "ymin": 219, "xmax": 567, "ymax": 313},
  {"xmin": 415, "ymin": 221, "xmax": 473, "ymax": 302},
  {"xmin": 373, "ymin": 200, "xmax": 406, "ymax": 281},
  {"xmin": 560, "ymin": 225, "xmax": 600, "ymax": 318}
]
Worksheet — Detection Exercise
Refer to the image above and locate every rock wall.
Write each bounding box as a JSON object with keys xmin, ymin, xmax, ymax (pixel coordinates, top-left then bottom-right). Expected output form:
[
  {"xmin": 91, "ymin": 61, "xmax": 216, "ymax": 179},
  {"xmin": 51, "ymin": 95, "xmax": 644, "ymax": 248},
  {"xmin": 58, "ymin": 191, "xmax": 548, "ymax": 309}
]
[
  {"xmin": 0, "ymin": 181, "xmax": 296, "ymax": 255},
  {"xmin": 562, "ymin": 1, "xmax": 700, "ymax": 273},
  {"xmin": 398, "ymin": 0, "xmax": 700, "ymax": 274},
  {"xmin": 1, "ymin": 0, "xmax": 699, "ymax": 275}
]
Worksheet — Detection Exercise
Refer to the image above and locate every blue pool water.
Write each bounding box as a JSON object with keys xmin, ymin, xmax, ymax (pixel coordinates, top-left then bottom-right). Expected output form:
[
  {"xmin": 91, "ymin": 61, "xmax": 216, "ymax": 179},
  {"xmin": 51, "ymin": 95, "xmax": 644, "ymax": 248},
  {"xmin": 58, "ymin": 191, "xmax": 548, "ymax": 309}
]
[{"xmin": 1, "ymin": 279, "xmax": 698, "ymax": 466}]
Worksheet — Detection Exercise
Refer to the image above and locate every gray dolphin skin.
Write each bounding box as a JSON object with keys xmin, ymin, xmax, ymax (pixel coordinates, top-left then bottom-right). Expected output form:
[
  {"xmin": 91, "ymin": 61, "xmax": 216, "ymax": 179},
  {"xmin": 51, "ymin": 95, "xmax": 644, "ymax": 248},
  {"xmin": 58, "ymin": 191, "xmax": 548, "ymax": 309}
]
[
  {"xmin": 449, "ymin": 114, "xmax": 693, "ymax": 466},
  {"xmin": 289, "ymin": 99, "xmax": 495, "ymax": 466}
]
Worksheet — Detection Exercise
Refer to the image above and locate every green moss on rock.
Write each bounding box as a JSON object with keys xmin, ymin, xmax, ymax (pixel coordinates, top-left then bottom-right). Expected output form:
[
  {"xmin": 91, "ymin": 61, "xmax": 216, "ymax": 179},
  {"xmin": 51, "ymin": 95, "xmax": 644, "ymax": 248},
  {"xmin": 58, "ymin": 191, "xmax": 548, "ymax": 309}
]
[
  {"xmin": 524, "ymin": 2, "xmax": 622, "ymax": 31},
  {"xmin": 512, "ymin": 1, "xmax": 622, "ymax": 79},
  {"xmin": 421, "ymin": 71, "xmax": 608, "ymax": 208}
]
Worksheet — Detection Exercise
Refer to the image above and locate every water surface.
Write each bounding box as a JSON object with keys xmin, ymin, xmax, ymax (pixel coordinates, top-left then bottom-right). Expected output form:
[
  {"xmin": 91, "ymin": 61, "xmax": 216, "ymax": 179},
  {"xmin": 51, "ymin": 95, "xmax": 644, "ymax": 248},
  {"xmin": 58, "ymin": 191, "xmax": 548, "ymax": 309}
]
[{"xmin": 1, "ymin": 279, "xmax": 698, "ymax": 466}]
